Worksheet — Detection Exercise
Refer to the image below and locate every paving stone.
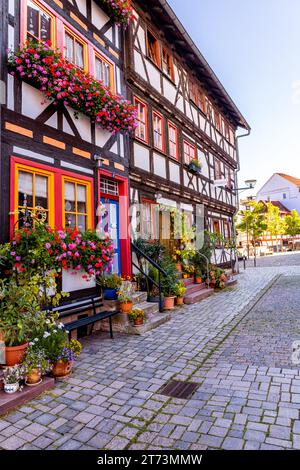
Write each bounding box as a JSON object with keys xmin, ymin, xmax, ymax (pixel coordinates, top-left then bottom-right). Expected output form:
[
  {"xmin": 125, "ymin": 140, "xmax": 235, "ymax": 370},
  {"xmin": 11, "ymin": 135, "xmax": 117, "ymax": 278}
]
[{"xmin": 222, "ymin": 437, "xmax": 244, "ymax": 450}]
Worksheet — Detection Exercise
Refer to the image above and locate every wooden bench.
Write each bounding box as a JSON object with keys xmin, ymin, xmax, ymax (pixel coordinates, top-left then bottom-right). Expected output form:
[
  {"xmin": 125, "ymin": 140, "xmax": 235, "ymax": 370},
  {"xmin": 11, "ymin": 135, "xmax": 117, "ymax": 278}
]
[{"xmin": 53, "ymin": 296, "xmax": 119, "ymax": 339}]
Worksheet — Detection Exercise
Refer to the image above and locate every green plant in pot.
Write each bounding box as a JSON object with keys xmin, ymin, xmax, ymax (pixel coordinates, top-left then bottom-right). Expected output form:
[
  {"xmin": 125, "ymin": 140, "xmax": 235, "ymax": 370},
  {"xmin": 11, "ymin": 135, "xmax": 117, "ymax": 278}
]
[
  {"xmin": 97, "ymin": 274, "xmax": 122, "ymax": 300},
  {"xmin": 3, "ymin": 365, "xmax": 22, "ymax": 394},
  {"xmin": 174, "ymin": 281, "xmax": 186, "ymax": 305},
  {"xmin": 160, "ymin": 257, "xmax": 179, "ymax": 310},
  {"xmin": 129, "ymin": 308, "xmax": 145, "ymax": 326},
  {"xmin": 118, "ymin": 281, "xmax": 134, "ymax": 313},
  {"xmin": 20, "ymin": 346, "xmax": 52, "ymax": 386},
  {"xmin": 0, "ymin": 277, "xmax": 42, "ymax": 366}
]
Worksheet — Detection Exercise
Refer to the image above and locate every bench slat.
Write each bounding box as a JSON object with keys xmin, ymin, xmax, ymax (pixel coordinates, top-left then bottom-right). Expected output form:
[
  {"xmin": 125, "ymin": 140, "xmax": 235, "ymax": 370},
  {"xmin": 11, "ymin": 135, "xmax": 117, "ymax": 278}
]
[{"xmin": 64, "ymin": 311, "xmax": 119, "ymax": 332}]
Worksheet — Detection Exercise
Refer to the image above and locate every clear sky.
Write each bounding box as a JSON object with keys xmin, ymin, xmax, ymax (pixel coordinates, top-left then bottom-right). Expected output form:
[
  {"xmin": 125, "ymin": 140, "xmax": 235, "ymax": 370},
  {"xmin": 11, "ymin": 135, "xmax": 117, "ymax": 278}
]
[{"xmin": 168, "ymin": 0, "xmax": 300, "ymax": 197}]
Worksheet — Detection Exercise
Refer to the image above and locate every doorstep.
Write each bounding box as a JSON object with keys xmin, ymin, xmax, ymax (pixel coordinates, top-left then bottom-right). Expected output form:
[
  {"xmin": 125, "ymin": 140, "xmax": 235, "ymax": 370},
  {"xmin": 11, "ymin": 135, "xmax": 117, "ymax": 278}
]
[{"xmin": 0, "ymin": 375, "xmax": 55, "ymax": 416}]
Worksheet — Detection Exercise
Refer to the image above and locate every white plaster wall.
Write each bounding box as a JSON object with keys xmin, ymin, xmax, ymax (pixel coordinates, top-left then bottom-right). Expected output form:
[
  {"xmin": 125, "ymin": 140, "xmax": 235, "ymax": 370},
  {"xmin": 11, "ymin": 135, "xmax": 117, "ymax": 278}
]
[
  {"xmin": 147, "ymin": 61, "xmax": 161, "ymax": 92},
  {"xmin": 66, "ymin": 106, "xmax": 91, "ymax": 142},
  {"xmin": 136, "ymin": 25, "xmax": 146, "ymax": 54},
  {"xmin": 7, "ymin": 74, "xmax": 14, "ymax": 110},
  {"xmin": 76, "ymin": 0, "xmax": 87, "ymax": 16},
  {"xmin": 134, "ymin": 52, "xmax": 147, "ymax": 81},
  {"xmin": 163, "ymin": 79, "xmax": 177, "ymax": 104},
  {"xmin": 134, "ymin": 143, "xmax": 150, "ymax": 171},
  {"xmin": 22, "ymin": 83, "xmax": 49, "ymax": 118},
  {"xmin": 91, "ymin": 2, "xmax": 110, "ymax": 29},
  {"xmin": 169, "ymin": 161, "xmax": 180, "ymax": 184},
  {"xmin": 153, "ymin": 152, "xmax": 166, "ymax": 178}
]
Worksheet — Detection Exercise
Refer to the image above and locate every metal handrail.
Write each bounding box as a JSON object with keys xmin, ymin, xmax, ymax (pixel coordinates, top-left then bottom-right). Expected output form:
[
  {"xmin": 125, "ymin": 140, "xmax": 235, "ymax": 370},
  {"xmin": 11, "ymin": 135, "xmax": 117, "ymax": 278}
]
[{"xmin": 131, "ymin": 242, "xmax": 167, "ymax": 312}]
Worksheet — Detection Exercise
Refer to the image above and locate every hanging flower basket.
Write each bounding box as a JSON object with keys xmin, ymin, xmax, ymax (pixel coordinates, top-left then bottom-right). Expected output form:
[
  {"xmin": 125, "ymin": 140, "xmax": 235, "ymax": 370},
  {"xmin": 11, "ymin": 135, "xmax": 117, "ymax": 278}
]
[
  {"xmin": 8, "ymin": 41, "xmax": 137, "ymax": 134},
  {"xmin": 99, "ymin": 0, "xmax": 135, "ymax": 27},
  {"xmin": 188, "ymin": 159, "xmax": 202, "ymax": 175}
]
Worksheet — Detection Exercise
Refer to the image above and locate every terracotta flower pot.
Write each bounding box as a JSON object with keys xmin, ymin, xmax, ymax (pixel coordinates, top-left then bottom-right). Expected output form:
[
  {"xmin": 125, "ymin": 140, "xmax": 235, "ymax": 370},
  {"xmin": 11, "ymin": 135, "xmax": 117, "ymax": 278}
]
[
  {"xmin": 133, "ymin": 317, "xmax": 143, "ymax": 327},
  {"xmin": 164, "ymin": 296, "xmax": 175, "ymax": 310},
  {"xmin": 176, "ymin": 296, "xmax": 184, "ymax": 305},
  {"xmin": 195, "ymin": 277, "xmax": 202, "ymax": 284},
  {"xmin": 5, "ymin": 343, "xmax": 28, "ymax": 366},
  {"xmin": 183, "ymin": 274, "xmax": 188, "ymax": 279},
  {"xmin": 52, "ymin": 360, "xmax": 73, "ymax": 378},
  {"xmin": 26, "ymin": 368, "xmax": 42, "ymax": 385},
  {"xmin": 120, "ymin": 301, "xmax": 133, "ymax": 314}
]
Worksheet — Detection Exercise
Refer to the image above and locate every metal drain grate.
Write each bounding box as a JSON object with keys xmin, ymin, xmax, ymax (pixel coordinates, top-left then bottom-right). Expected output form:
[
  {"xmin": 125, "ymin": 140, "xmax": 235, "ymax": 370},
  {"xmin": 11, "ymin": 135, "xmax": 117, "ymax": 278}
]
[{"xmin": 160, "ymin": 380, "xmax": 198, "ymax": 399}]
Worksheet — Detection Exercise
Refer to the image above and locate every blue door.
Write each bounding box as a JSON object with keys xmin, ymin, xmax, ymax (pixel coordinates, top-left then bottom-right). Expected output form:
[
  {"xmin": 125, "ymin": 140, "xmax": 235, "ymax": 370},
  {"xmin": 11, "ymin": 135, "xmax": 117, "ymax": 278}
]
[{"xmin": 101, "ymin": 198, "xmax": 121, "ymax": 275}]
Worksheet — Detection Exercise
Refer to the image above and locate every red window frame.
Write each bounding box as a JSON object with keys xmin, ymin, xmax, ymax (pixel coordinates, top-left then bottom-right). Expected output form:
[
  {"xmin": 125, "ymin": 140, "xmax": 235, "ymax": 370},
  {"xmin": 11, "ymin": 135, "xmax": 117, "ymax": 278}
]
[
  {"xmin": 214, "ymin": 109, "xmax": 221, "ymax": 132},
  {"xmin": 183, "ymin": 140, "xmax": 196, "ymax": 164},
  {"xmin": 168, "ymin": 121, "xmax": 178, "ymax": 160},
  {"xmin": 134, "ymin": 97, "xmax": 148, "ymax": 144},
  {"xmin": 152, "ymin": 111, "xmax": 164, "ymax": 152}
]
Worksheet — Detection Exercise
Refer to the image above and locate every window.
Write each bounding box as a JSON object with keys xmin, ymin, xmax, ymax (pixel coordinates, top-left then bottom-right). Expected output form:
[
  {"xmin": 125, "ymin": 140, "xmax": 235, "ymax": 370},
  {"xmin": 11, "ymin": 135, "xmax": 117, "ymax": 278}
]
[
  {"xmin": 168, "ymin": 122, "xmax": 178, "ymax": 160},
  {"xmin": 229, "ymin": 127, "xmax": 235, "ymax": 145},
  {"xmin": 189, "ymin": 81, "xmax": 206, "ymax": 114},
  {"xmin": 100, "ymin": 178, "xmax": 119, "ymax": 196},
  {"xmin": 214, "ymin": 109, "xmax": 221, "ymax": 131},
  {"xmin": 189, "ymin": 80, "xmax": 198, "ymax": 105},
  {"xmin": 162, "ymin": 48, "xmax": 174, "ymax": 80},
  {"xmin": 64, "ymin": 28, "xmax": 87, "ymax": 70},
  {"xmin": 63, "ymin": 177, "xmax": 92, "ymax": 231},
  {"xmin": 183, "ymin": 140, "xmax": 196, "ymax": 164},
  {"xmin": 215, "ymin": 159, "xmax": 222, "ymax": 180},
  {"xmin": 213, "ymin": 220, "xmax": 221, "ymax": 234},
  {"xmin": 95, "ymin": 53, "xmax": 114, "ymax": 90},
  {"xmin": 224, "ymin": 221, "xmax": 231, "ymax": 239},
  {"xmin": 199, "ymin": 90, "xmax": 206, "ymax": 114},
  {"xmin": 283, "ymin": 193, "xmax": 287, "ymax": 199},
  {"xmin": 224, "ymin": 120, "xmax": 230, "ymax": 141},
  {"xmin": 146, "ymin": 30, "xmax": 160, "ymax": 67},
  {"xmin": 134, "ymin": 98, "xmax": 148, "ymax": 143},
  {"xmin": 153, "ymin": 111, "xmax": 164, "ymax": 151},
  {"xmin": 26, "ymin": 0, "xmax": 54, "ymax": 43},
  {"xmin": 15, "ymin": 164, "xmax": 54, "ymax": 227},
  {"xmin": 141, "ymin": 199, "xmax": 158, "ymax": 240}
]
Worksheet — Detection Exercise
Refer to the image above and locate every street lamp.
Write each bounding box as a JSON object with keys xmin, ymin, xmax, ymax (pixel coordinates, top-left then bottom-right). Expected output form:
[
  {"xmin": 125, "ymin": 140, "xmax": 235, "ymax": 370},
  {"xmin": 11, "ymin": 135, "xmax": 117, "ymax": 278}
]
[{"xmin": 230, "ymin": 179, "xmax": 257, "ymax": 195}]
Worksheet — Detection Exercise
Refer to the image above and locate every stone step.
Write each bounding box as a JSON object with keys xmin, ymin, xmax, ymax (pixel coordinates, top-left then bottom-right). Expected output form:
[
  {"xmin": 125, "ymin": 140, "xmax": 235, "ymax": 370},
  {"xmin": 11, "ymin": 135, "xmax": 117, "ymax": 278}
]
[
  {"xmin": 124, "ymin": 312, "xmax": 172, "ymax": 335},
  {"xmin": 184, "ymin": 283, "xmax": 206, "ymax": 295},
  {"xmin": 184, "ymin": 287, "xmax": 214, "ymax": 305},
  {"xmin": 135, "ymin": 300, "xmax": 160, "ymax": 318},
  {"xmin": 132, "ymin": 291, "xmax": 148, "ymax": 304},
  {"xmin": 182, "ymin": 277, "xmax": 195, "ymax": 287}
]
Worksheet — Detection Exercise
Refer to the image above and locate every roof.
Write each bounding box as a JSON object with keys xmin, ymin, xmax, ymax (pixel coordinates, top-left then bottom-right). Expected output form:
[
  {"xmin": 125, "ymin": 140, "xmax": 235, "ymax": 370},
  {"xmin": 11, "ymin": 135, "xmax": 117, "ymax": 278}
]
[
  {"xmin": 276, "ymin": 173, "xmax": 300, "ymax": 187},
  {"xmin": 135, "ymin": 0, "xmax": 250, "ymax": 130},
  {"xmin": 264, "ymin": 201, "xmax": 290, "ymax": 213}
]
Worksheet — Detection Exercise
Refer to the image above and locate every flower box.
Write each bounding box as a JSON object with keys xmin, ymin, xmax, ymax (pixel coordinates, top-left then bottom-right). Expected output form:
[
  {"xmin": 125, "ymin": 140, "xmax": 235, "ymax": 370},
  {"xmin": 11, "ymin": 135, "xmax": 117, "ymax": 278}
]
[
  {"xmin": 8, "ymin": 42, "xmax": 137, "ymax": 134},
  {"xmin": 188, "ymin": 161, "xmax": 202, "ymax": 175},
  {"xmin": 99, "ymin": 0, "xmax": 134, "ymax": 27}
]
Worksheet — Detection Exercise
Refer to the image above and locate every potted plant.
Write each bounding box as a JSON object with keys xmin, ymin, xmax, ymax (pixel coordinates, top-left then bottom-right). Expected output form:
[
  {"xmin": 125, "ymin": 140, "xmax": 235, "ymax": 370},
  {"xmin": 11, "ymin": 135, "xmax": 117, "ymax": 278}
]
[
  {"xmin": 0, "ymin": 278, "xmax": 42, "ymax": 366},
  {"xmin": 195, "ymin": 272, "xmax": 202, "ymax": 284},
  {"xmin": 129, "ymin": 308, "xmax": 145, "ymax": 326},
  {"xmin": 118, "ymin": 281, "xmax": 134, "ymax": 313},
  {"xmin": 51, "ymin": 339, "xmax": 82, "ymax": 378},
  {"xmin": 3, "ymin": 366, "xmax": 22, "ymax": 394},
  {"xmin": 21, "ymin": 346, "xmax": 51, "ymax": 386},
  {"xmin": 160, "ymin": 257, "xmax": 179, "ymax": 310},
  {"xmin": 188, "ymin": 158, "xmax": 202, "ymax": 174},
  {"xmin": 97, "ymin": 274, "xmax": 122, "ymax": 300},
  {"xmin": 174, "ymin": 282, "xmax": 186, "ymax": 305}
]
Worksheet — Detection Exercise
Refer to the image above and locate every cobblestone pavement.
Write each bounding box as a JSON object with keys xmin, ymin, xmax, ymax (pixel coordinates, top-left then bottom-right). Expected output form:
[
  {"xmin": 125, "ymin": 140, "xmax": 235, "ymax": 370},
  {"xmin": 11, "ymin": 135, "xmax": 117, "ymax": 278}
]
[{"xmin": 1, "ymin": 265, "xmax": 300, "ymax": 450}]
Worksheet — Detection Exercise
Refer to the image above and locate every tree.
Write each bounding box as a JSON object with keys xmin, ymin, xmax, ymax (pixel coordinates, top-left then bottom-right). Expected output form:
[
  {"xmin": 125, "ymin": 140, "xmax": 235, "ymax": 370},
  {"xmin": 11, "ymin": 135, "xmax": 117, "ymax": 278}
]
[
  {"xmin": 266, "ymin": 203, "xmax": 286, "ymax": 252},
  {"xmin": 236, "ymin": 202, "xmax": 267, "ymax": 259},
  {"xmin": 284, "ymin": 209, "xmax": 300, "ymax": 250}
]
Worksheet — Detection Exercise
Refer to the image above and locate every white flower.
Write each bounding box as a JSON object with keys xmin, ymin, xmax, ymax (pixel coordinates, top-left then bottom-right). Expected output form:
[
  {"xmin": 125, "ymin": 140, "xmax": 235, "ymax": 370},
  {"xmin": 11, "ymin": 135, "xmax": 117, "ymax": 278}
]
[
  {"xmin": 57, "ymin": 322, "xmax": 64, "ymax": 329},
  {"xmin": 34, "ymin": 338, "xmax": 39, "ymax": 343},
  {"xmin": 65, "ymin": 330, "xmax": 69, "ymax": 334},
  {"xmin": 53, "ymin": 329, "xmax": 57, "ymax": 333},
  {"xmin": 45, "ymin": 319, "xmax": 50, "ymax": 324},
  {"xmin": 29, "ymin": 342, "xmax": 34, "ymax": 346},
  {"xmin": 43, "ymin": 332, "xmax": 51, "ymax": 339}
]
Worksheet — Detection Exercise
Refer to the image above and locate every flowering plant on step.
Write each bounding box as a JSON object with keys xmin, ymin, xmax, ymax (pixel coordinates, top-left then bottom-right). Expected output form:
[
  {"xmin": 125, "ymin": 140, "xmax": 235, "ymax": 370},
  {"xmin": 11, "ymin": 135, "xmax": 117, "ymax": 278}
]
[
  {"xmin": 100, "ymin": 0, "xmax": 135, "ymax": 27},
  {"xmin": 8, "ymin": 41, "xmax": 137, "ymax": 134}
]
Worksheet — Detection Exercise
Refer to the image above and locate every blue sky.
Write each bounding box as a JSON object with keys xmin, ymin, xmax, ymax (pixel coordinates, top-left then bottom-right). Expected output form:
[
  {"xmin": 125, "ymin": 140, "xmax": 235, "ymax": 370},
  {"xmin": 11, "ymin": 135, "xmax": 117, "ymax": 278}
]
[{"xmin": 168, "ymin": 0, "xmax": 300, "ymax": 196}]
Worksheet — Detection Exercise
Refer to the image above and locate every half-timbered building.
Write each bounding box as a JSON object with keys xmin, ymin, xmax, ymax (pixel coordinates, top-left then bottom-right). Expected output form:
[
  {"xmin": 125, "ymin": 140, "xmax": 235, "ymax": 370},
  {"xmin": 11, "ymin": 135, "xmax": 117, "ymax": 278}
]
[
  {"xmin": 0, "ymin": 0, "xmax": 132, "ymax": 296},
  {"xmin": 126, "ymin": 0, "xmax": 250, "ymax": 264}
]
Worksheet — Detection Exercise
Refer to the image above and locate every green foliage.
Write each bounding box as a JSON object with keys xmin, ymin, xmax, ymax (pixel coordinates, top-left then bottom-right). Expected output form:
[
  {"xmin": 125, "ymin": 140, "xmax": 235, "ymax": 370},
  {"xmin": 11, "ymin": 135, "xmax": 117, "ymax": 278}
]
[
  {"xmin": 236, "ymin": 201, "xmax": 268, "ymax": 243},
  {"xmin": 173, "ymin": 281, "xmax": 186, "ymax": 297},
  {"xmin": 266, "ymin": 203, "xmax": 286, "ymax": 237},
  {"xmin": 97, "ymin": 274, "xmax": 122, "ymax": 289},
  {"xmin": 129, "ymin": 308, "xmax": 145, "ymax": 321},
  {"xmin": 134, "ymin": 239, "xmax": 165, "ymax": 263},
  {"xmin": 21, "ymin": 346, "xmax": 51, "ymax": 375},
  {"xmin": 284, "ymin": 210, "xmax": 300, "ymax": 238},
  {"xmin": 160, "ymin": 257, "xmax": 180, "ymax": 297}
]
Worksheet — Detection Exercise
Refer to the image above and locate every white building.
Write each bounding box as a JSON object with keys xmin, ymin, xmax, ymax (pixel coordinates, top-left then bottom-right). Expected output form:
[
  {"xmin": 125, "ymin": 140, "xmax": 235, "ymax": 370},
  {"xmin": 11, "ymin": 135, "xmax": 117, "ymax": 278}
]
[{"xmin": 256, "ymin": 173, "xmax": 300, "ymax": 213}]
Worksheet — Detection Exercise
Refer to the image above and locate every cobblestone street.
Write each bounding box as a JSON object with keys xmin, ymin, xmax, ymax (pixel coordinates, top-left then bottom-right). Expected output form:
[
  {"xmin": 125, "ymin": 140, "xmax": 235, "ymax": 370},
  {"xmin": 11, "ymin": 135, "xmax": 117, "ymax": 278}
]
[{"xmin": 1, "ymin": 257, "xmax": 300, "ymax": 450}]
